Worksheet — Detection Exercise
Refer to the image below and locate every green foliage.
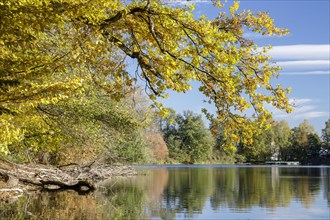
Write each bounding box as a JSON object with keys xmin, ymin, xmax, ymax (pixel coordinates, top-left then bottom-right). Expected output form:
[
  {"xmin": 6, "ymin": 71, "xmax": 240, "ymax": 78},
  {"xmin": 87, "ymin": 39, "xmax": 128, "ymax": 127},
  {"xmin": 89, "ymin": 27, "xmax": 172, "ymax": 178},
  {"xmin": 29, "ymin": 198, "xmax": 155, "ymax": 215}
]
[
  {"xmin": 53, "ymin": 94, "xmax": 145, "ymax": 164},
  {"xmin": 3, "ymin": 91, "xmax": 151, "ymax": 164},
  {"xmin": 283, "ymin": 120, "xmax": 321, "ymax": 163},
  {"xmin": 306, "ymin": 134, "xmax": 322, "ymax": 159},
  {"xmin": 108, "ymin": 131, "xmax": 148, "ymax": 164},
  {"xmin": 162, "ymin": 110, "xmax": 215, "ymax": 163},
  {"xmin": 209, "ymin": 149, "xmax": 236, "ymax": 164},
  {"xmin": 272, "ymin": 121, "xmax": 292, "ymax": 160},
  {"xmin": 236, "ymin": 121, "xmax": 291, "ymax": 162},
  {"xmin": 236, "ymin": 132, "xmax": 268, "ymax": 162},
  {"xmin": 321, "ymin": 119, "xmax": 330, "ymax": 148}
]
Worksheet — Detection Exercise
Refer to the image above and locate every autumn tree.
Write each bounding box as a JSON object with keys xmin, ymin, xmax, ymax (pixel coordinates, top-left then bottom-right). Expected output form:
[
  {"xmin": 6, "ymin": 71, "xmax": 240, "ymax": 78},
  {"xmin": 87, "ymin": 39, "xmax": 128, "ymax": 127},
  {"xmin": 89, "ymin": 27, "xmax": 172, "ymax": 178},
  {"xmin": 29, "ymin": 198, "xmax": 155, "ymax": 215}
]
[
  {"xmin": 235, "ymin": 135, "xmax": 265, "ymax": 162},
  {"xmin": 297, "ymin": 120, "xmax": 315, "ymax": 145},
  {"xmin": 286, "ymin": 120, "xmax": 321, "ymax": 163},
  {"xmin": 236, "ymin": 120, "xmax": 291, "ymax": 162},
  {"xmin": 1, "ymin": 0, "xmax": 292, "ymax": 155},
  {"xmin": 209, "ymin": 123, "xmax": 236, "ymax": 163},
  {"xmin": 4, "ymin": 93, "xmax": 148, "ymax": 164}
]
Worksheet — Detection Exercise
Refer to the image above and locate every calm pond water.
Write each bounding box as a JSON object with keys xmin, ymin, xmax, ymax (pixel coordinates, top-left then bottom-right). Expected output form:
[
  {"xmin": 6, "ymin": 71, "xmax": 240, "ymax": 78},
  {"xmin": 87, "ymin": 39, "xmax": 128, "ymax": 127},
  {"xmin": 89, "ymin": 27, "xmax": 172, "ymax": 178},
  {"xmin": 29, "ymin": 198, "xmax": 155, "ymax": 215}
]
[{"xmin": 1, "ymin": 165, "xmax": 330, "ymax": 219}]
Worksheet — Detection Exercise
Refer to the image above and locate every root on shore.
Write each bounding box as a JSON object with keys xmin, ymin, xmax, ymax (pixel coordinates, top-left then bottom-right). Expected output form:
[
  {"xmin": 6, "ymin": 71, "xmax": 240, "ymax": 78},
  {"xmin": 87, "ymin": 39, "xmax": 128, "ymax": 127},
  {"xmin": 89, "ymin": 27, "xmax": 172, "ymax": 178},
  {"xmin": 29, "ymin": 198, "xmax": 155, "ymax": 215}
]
[{"xmin": 0, "ymin": 159, "xmax": 136, "ymax": 196}]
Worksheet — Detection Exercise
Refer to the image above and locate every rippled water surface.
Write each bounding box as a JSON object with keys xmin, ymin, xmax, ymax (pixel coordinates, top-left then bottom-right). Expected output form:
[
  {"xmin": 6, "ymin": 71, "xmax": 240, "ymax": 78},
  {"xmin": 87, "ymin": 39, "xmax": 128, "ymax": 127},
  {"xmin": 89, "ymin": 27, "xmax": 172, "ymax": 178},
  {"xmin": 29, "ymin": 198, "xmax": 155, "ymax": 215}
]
[{"xmin": 1, "ymin": 165, "xmax": 329, "ymax": 219}]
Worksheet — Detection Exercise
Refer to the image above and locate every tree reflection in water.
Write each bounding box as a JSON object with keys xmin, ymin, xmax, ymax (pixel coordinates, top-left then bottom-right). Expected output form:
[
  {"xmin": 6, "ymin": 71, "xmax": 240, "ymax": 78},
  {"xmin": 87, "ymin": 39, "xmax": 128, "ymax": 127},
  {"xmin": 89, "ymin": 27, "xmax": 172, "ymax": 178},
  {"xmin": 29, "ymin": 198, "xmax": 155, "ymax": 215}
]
[{"xmin": 0, "ymin": 166, "xmax": 329, "ymax": 219}]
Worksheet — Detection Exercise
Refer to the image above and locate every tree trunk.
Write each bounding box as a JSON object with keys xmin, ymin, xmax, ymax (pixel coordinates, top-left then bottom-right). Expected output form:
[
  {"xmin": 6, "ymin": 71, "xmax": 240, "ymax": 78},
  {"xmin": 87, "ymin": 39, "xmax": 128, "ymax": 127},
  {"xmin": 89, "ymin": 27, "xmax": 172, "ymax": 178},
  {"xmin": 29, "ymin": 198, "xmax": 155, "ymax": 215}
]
[{"xmin": 0, "ymin": 159, "xmax": 136, "ymax": 193}]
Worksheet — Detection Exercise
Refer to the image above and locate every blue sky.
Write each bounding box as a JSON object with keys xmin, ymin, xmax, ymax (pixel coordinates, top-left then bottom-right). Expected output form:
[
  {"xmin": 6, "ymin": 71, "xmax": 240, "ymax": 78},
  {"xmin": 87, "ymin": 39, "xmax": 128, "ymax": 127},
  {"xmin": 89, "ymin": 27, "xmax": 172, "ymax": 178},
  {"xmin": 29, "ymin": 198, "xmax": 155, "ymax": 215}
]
[{"xmin": 158, "ymin": 0, "xmax": 330, "ymax": 134}]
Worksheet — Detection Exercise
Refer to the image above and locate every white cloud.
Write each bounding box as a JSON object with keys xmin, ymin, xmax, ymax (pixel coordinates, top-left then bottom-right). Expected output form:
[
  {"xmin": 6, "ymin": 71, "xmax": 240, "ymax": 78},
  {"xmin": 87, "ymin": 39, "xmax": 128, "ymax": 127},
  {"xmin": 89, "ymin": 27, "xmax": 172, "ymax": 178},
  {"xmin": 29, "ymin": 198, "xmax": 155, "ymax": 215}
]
[
  {"xmin": 262, "ymin": 45, "xmax": 330, "ymax": 75},
  {"xmin": 272, "ymin": 110, "xmax": 328, "ymax": 120},
  {"xmin": 293, "ymin": 111, "xmax": 329, "ymax": 119},
  {"xmin": 162, "ymin": 0, "xmax": 211, "ymax": 5},
  {"xmin": 291, "ymin": 105, "xmax": 315, "ymax": 114},
  {"xmin": 280, "ymin": 71, "xmax": 329, "ymax": 75},
  {"xmin": 269, "ymin": 44, "xmax": 330, "ymax": 61},
  {"xmin": 277, "ymin": 60, "xmax": 329, "ymax": 72},
  {"xmin": 266, "ymin": 98, "xmax": 328, "ymax": 120},
  {"xmin": 289, "ymin": 98, "xmax": 313, "ymax": 106}
]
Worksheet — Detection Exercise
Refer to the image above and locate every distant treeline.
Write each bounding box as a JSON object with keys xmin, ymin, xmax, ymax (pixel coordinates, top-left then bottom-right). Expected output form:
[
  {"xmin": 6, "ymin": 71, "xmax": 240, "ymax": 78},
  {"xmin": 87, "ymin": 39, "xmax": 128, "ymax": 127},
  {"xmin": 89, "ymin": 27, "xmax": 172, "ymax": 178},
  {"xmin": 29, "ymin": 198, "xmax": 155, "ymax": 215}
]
[{"xmin": 159, "ymin": 110, "xmax": 330, "ymax": 165}]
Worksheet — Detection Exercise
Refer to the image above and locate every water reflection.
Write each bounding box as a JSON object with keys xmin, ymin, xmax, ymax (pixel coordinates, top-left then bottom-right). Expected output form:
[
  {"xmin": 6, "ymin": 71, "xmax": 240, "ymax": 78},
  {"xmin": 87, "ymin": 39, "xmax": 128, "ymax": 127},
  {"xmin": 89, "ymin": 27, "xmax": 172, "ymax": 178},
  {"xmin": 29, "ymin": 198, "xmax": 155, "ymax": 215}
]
[{"xmin": 1, "ymin": 166, "xmax": 329, "ymax": 219}]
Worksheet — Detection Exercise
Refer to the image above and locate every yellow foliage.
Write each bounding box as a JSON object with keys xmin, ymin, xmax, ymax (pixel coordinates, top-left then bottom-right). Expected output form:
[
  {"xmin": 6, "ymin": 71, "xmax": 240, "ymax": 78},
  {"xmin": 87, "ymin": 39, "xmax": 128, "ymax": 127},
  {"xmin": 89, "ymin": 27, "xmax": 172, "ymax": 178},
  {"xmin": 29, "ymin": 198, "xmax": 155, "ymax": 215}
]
[{"xmin": 1, "ymin": 0, "xmax": 292, "ymax": 153}]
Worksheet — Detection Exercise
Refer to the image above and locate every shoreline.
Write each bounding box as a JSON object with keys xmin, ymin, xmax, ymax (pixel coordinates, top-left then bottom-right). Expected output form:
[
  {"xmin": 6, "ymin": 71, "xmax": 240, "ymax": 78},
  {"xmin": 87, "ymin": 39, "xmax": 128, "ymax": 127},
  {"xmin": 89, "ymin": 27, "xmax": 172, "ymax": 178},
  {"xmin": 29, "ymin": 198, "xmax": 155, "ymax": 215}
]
[{"xmin": 0, "ymin": 160, "xmax": 137, "ymax": 202}]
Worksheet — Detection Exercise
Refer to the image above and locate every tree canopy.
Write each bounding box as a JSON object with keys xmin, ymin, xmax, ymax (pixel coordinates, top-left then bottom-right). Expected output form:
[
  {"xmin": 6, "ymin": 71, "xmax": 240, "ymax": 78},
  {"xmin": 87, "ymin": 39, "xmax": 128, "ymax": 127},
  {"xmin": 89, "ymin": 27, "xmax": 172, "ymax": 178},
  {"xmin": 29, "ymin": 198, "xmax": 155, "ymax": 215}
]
[
  {"xmin": 322, "ymin": 119, "xmax": 330, "ymax": 147},
  {"xmin": 0, "ymin": 0, "xmax": 292, "ymax": 154},
  {"xmin": 161, "ymin": 110, "xmax": 214, "ymax": 163}
]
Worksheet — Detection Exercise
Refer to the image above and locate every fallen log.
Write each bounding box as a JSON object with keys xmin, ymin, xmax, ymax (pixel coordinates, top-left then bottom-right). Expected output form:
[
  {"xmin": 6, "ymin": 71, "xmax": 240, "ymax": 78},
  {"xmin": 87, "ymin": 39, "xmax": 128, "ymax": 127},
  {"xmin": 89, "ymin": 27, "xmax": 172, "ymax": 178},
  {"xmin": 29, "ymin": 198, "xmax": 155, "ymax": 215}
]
[{"xmin": 0, "ymin": 159, "xmax": 136, "ymax": 193}]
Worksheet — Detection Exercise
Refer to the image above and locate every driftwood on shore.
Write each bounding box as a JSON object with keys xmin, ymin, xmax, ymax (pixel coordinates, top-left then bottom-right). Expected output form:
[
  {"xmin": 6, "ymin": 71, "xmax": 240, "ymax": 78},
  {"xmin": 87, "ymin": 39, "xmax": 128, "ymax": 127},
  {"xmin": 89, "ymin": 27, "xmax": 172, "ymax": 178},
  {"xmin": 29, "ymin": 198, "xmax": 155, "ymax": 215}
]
[{"xmin": 0, "ymin": 159, "xmax": 136, "ymax": 193}]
